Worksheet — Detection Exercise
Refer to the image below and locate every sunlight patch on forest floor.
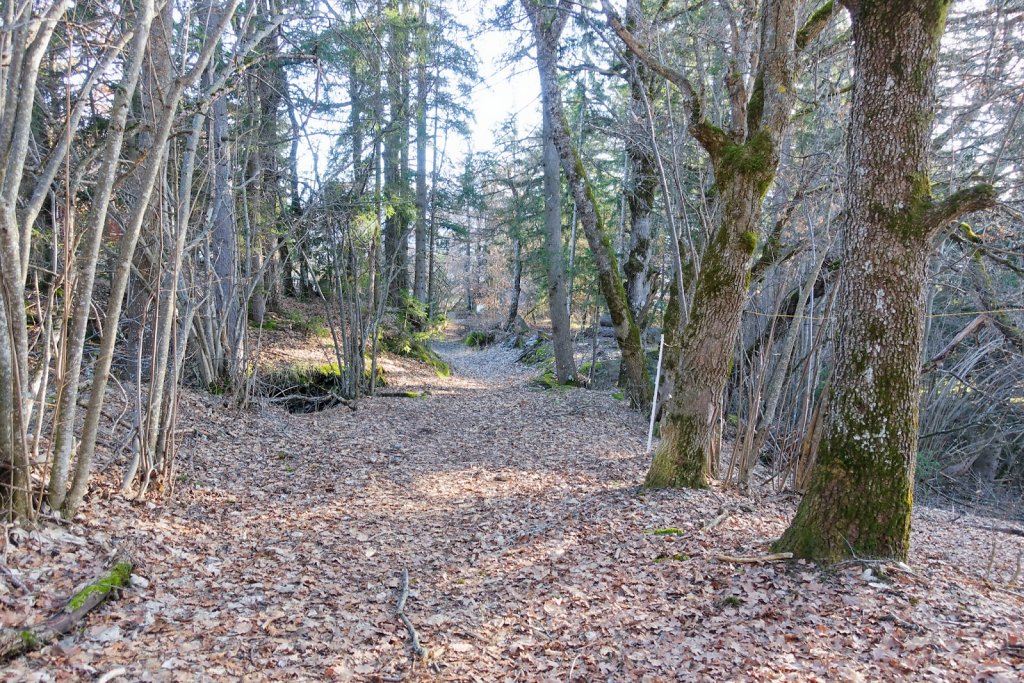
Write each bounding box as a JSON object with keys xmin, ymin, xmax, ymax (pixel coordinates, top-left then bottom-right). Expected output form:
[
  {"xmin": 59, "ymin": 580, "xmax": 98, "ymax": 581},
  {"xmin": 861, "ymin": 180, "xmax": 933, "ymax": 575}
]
[{"xmin": 2, "ymin": 340, "xmax": 1022, "ymax": 681}]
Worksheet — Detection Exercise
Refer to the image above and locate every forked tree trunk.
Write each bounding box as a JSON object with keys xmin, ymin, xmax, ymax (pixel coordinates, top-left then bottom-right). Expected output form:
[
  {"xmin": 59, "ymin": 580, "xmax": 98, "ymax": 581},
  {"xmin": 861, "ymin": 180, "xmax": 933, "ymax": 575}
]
[
  {"xmin": 607, "ymin": 0, "xmax": 836, "ymax": 485},
  {"xmin": 775, "ymin": 0, "xmax": 996, "ymax": 562}
]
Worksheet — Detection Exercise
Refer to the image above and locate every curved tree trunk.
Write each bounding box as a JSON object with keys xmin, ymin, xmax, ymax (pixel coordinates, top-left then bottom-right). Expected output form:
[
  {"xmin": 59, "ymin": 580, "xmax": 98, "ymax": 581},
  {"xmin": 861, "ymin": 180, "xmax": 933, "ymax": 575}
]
[
  {"xmin": 775, "ymin": 0, "xmax": 996, "ymax": 562},
  {"xmin": 525, "ymin": 0, "xmax": 649, "ymax": 405},
  {"xmin": 638, "ymin": 0, "xmax": 808, "ymax": 487},
  {"xmin": 647, "ymin": 159, "xmax": 772, "ymax": 487}
]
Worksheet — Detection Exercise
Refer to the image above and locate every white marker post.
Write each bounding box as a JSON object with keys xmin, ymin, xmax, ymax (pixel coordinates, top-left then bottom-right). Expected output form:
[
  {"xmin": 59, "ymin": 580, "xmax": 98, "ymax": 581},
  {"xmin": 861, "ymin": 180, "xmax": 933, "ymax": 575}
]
[{"xmin": 646, "ymin": 334, "xmax": 665, "ymax": 452}]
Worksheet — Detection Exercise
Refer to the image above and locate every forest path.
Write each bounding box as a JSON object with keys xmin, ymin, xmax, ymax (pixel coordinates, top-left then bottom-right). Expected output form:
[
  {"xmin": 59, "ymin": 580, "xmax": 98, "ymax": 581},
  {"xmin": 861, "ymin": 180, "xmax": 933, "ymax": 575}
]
[{"xmin": 6, "ymin": 343, "xmax": 1023, "ymax": 681}]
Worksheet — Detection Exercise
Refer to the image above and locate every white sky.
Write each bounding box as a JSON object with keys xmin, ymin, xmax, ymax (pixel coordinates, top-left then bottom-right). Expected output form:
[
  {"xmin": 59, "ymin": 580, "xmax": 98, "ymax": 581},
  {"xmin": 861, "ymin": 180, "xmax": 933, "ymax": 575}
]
[{"xmin": 457, "ymin": 1, "xmax": 542, "ymax": 157}]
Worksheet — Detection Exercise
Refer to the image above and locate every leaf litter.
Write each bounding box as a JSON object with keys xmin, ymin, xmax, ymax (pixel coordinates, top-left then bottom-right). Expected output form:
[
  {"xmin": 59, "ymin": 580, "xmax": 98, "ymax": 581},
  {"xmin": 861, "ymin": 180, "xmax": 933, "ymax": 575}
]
[{"xmin": 2, "ymin": 340, "xmax": 1022, "ymax": 681}]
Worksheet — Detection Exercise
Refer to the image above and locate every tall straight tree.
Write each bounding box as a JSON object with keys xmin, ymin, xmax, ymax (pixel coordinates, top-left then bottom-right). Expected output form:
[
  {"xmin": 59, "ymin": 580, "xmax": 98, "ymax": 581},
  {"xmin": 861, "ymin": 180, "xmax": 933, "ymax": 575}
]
[
  {"xmin": 520, "ymin": 3, "xmax": 576, "ymax": 384},
  {"xmin": 384, "ymin": 0, "xmax": 412, "ymax": 305},
  {"xmin": 541, "ymin": 118, "xmax": 577, "ymax": 383},
  {"xmin": 524, "ymin": 0, "xmax": 651, "ymax": 405},
  {"xmin": 606, "ymin": 0, "xmax": 836, "ymax": 485},
  {"xmin": 413, "ymin": 0, "xmax": 430, "ymax": 303},
  {"xmin": 775, "ymin": 0, "xmax": 996, "ymax": 562}
]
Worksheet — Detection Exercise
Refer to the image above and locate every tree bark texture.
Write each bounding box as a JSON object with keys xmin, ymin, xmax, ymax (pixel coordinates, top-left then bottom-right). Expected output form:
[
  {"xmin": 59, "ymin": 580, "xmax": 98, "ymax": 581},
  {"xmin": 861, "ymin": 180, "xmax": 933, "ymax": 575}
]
[
  {"xmin": 622, "ymin": 0, "xmax": 659, "ymax": 326},
  {"xmin": 542, "ymin": 111, "xmax": 578, "ymax": 384},
  {"xmin": 642, "ymin": 0, "xmax": 805, "ymax": 487},
  {"xmin": 776, "ymin": 0, "xmax": 996, "ymax": 561}
]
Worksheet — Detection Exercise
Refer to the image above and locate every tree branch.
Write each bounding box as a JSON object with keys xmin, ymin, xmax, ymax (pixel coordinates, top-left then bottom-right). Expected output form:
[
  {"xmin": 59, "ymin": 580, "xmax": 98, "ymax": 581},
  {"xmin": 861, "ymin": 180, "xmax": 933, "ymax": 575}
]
[
  {"xmin": 0, "ymin": 553, "xmax": 133, "ymax": 662},
  {"xmin": 796, "ymin": 1, "xmax": 837, "ymax": 51},
  {"xmin": 601, "ymin": 0, "xmax": 704, "ymax": 131},
  {"xmin": 924, "ymin": 184, "xmax": 997, "ymax": 239}
]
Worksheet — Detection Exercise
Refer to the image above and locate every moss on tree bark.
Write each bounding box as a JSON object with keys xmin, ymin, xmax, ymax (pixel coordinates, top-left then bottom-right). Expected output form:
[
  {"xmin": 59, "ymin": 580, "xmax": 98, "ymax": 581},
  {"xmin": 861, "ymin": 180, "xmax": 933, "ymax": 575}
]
[{"xmin": 775, "ymin": 0, "xmax": 995, "ymax": 563}]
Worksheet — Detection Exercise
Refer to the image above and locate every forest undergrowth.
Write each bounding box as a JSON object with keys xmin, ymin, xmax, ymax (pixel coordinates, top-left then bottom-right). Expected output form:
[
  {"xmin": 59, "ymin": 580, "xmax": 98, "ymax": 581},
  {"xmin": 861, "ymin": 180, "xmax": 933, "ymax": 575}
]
[{"xmin": 2, "ymin": 332, "xmax": 1023, "ymax": 681}]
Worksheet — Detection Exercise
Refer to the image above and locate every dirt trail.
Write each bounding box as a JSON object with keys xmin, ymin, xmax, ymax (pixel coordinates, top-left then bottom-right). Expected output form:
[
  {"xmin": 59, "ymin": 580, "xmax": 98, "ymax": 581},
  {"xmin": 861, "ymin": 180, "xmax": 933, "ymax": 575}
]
[{"xmin": 4, "ymin": 343, "xmax": 1023, "ymax": 681}]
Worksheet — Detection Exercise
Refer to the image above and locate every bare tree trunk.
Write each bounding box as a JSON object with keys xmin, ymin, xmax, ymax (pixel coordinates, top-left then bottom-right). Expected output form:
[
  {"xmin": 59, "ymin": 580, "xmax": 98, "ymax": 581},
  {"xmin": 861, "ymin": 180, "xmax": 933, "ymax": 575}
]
[
  {"xmin": 541, "ymin": 111, "xmax": 577, "ymax": 383},
  {"xmin": 776, "ymin": 0, "xmax": 996, "ymax": 562},
  {"xmin": 505, "ymin": 238, "xmax": 523, "ymax": 330},
  {"xmin": 204, "ymin": 2, "xmax": 243, "ymax": 384},
  {"xmin": 413, "ymin": 0, "xmax": 429, "ymax": 304}
]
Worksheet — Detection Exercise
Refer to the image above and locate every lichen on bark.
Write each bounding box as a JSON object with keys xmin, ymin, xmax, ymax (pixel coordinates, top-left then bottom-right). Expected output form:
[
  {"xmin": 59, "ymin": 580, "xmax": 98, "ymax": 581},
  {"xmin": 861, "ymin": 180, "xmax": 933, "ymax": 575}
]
[{"xmin": 775, "ymin": 0, "xmax": 995, "ymax": 564}]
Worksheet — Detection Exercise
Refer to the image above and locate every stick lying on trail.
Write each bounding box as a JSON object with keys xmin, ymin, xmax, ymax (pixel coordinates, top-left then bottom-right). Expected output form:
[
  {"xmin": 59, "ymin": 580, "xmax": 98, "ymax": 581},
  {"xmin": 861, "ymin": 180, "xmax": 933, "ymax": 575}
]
[
  {"xmin": 0, "ymin": 552, "xmax": 134, "ymax": 662},
  {"xmin": 396, "ymin": 568, "xmax": 426, "ymax": 661},
  {"xmin": 714, "ymin": 552, "xmax": 793, "ymax": 564}
]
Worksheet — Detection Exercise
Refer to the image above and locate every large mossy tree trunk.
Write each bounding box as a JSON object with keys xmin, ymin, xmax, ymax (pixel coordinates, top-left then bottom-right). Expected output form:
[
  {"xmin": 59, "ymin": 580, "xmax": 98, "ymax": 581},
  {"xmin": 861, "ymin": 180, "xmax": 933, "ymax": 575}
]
[
  {"xmin": 525, "ymin": 0, "xmax": 649, "ymax": 406},
  {"xmin": 647, "ymin": 149, "xmax": 773, "ymax": 487},
  {"xmin": 775, "ymin": 0, "xmax": 996, "ymax": 562},
  {"xmin": 607, "ymin": 0, "xmax": 833, "ymax": 486}
]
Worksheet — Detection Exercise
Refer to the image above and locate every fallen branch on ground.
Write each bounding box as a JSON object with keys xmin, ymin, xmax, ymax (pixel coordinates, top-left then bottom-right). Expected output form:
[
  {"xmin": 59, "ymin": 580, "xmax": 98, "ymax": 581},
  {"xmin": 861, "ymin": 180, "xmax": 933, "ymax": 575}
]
[
  {"xmin": 714, "ymin": 552, "xmax": 793, "ymax": 564},
  {"xmin": 703, "ymin": 503, "xmax": 755, "ymax": 530},
  {"xmin": 977, "ymin": 525, "xmax": 1024, "ymax": 538},
  {"xmin": 0, "ymin": 552, "xmax": 133, "ymax": 662},
  {"xmin": 1, "ymin": 564, "xmax": 28, "ymax": 594},
  {"xmin": 396, "ymin": 569, "xmax": 426, "ymax": 661},
  {"xmin": 377, "ymin": 390, "xmax": 431, "ymax": 398}
]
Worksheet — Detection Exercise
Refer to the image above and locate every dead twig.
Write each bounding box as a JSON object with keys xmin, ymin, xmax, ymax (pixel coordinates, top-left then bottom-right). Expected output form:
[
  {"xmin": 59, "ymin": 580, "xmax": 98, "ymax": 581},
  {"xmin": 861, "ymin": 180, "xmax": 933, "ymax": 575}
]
[
  {"xmin": 396, "ymin": 569, "xmax": 426, "ymax": 661},
  {"xmin": 703, "ymin": 503, "xmax": 754, "ymax": 531},
  {"xmin": 714, "ymin": 552, "xmax": 793, "ymax": 564},
  {"xmin": 977, "ymin": 525, "xmax": 1024, "ymax": 538},
  {"xmin": 0, "ymin": 564, "xmax": 28, "ymax": 594}
]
